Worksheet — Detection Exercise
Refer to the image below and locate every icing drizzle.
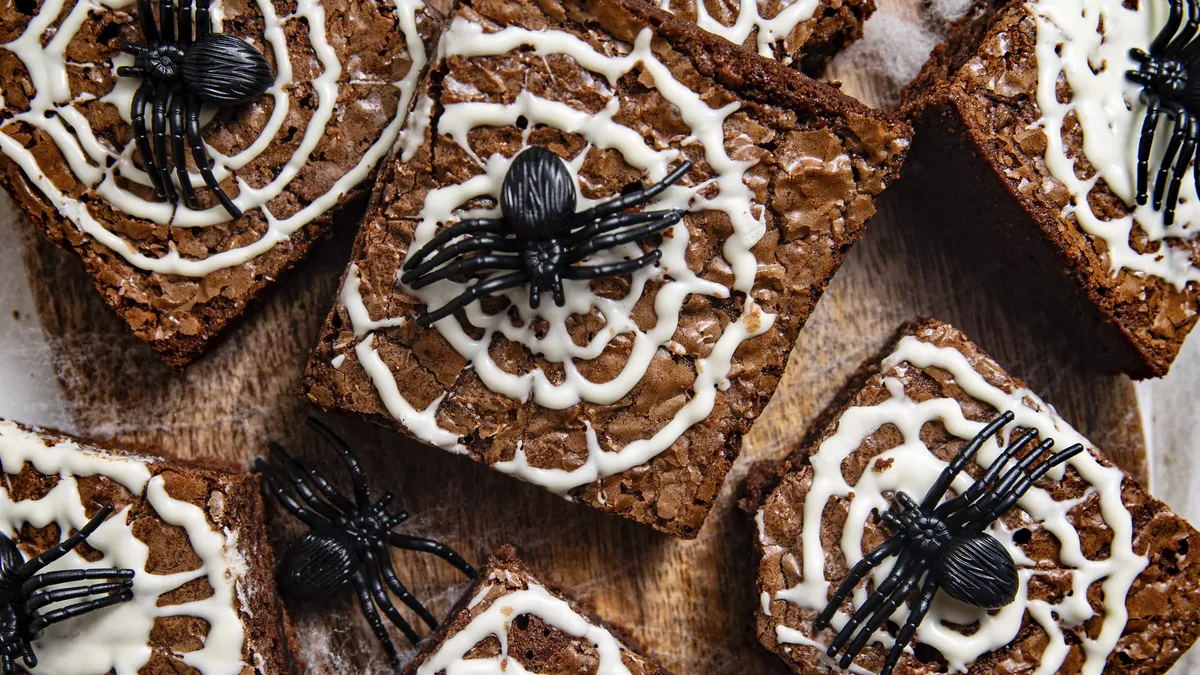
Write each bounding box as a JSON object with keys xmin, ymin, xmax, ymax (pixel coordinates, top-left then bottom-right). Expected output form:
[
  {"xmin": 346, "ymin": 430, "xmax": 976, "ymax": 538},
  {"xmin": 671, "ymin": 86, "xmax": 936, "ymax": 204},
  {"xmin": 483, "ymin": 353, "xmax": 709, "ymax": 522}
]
[
  {"xmin": 0, "ymin": 421, "xmax": 252, "ymax": 675},
  {"xmin": 759, "ymin": 336, "xmax": 1147, "ymax": 674},
  {"xmin": 658, "ymin": 0, "xmax": 821, "ymax": 64},
  {"xmin": 339, "ymin": 16, "xmax": 780, "ymax": 495},
  {"xmin": 1028, "ymin": 0, "xmax": 1200, "ymax": 288},
  {"xmin": 0, "ymin": 0, "xmax": 427, "ymax": 277},
  {"xmin": 416, "ymin": 577, "xmax": 633, "ymax": 675}
]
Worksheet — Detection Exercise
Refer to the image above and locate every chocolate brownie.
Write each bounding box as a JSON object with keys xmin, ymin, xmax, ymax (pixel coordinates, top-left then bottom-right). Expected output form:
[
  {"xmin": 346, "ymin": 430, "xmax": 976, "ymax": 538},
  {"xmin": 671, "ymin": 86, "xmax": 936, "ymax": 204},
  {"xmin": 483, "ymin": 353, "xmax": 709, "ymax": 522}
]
[
  {"xmin": 0, "ymin": 0, "xmax": 451, "ymax": 368},
  {"xmin": 0, "ymin": 419, "xmax": 294, "ymax": 673},
  {"xmin": 660, "ymin": 0, "xmax": 875, "ymax": 75},
  {"xmin": 404, "ymin": 545, "xmax": 670, "ymax": 675},
  {"xmin": 900, "ymin": 0, "xmax": 1200, "ymax": 378},
  {"xmin": 303, "ymin": 0, "xmax": 910, "ymax": 538},
  {"xmin": 753, "ymin": 318, "xmax": 1200, "ymax": 674}
]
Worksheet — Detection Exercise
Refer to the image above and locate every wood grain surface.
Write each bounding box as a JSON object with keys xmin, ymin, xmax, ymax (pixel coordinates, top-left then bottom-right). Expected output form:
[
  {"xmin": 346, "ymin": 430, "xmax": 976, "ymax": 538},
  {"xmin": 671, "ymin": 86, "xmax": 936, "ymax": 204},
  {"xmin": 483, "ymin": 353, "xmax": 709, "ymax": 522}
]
[{"xmin": 10, "ymin": 4, "xmax": 1153, "ymax": 673}]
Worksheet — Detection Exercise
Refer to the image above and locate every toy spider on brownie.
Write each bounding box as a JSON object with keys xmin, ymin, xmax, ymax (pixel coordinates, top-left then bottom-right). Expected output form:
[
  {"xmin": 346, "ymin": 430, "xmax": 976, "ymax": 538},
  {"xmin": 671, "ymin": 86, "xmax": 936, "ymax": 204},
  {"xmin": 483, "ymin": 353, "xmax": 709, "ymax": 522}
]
[
  {"xmin": 815, "ymin": 412, "xmax": 1083, "ymax": 675},
  {"xmin": 1126, "ymin": 0, "xmax": 1200, "ymax": 224},
  {"xmin": 0, "ymin": 504, "xmax": 135, "ymax": 673},
  {"xmin": 117, "ymin": 0, "xmax": 273, "ymax": 219},
  {"xmin": 257, "ymin": 418, "xmax": 475, "ymax": 666},
  {"xmin": 401, "ymin": 146, "xmax": 692, "ymax": 326}
]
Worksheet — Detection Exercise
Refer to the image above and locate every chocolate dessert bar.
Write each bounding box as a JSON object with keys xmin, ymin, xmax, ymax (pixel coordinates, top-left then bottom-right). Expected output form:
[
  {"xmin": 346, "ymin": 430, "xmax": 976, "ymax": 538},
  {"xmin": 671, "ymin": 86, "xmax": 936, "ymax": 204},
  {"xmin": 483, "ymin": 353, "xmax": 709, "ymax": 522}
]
[
  {"xmin": 753, "ymin": 318, "xmax": 1200, "ymax": 674},
  {"xmin": 0, "ymin": 419, "xmax": 292, "ymax": 673},
  {"xmin": 404, "ymin": 546, "xmax": 670, "ymax": 675},
  {"xmin": 901, "ymin": 0, "xmax": 1200, "ymax": 378},
  {"xmin": 303, "ymin": 0, "xmax": 909, "ymax": 538},
  {"xmin": 661, "ymin": 0, "xmax": 874, "ymax": 74},
  {"xmin": 0, "ymin": 0, "xmax": 450, "ymax": 367}
]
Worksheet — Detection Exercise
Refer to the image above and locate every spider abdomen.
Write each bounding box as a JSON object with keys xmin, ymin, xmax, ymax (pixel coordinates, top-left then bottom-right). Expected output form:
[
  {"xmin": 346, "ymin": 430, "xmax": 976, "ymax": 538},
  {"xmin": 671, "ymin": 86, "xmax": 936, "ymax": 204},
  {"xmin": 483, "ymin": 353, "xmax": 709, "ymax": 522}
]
[
  {"xmin": 934, "ymin": 531, "xmax": 1018, "ymax": 610},
  {"xmin": 183, "ymin": 33, "xmax": 273, "ymax": 106},
  {"xmin": 500, "ymin": 146, "xmax": 577, "ymax": 240},
  {"xmin": 278, "ymin": 531, "xmax": 355, "ymax": 602}
]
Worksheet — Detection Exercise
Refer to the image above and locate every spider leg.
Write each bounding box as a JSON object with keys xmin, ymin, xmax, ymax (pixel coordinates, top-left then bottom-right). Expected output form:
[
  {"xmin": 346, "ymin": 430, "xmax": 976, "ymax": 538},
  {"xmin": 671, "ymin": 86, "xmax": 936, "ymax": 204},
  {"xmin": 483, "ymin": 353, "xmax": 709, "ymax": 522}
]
[
  {"xmin": 306, "ymin": 417, "xmax": 371, "ymax": 507},
  {"xmin": 403, "ymin": 219, "xmax": 511, "ymax": 273},
  {"xmin": 838, "ymin": 570, "xmax": 922, "ymax": 669},
  {"xmin": 136, "ymin": 0, "xmax": 158, "ymax": 41},
  {"xmin": 1162, "ymin": 111, "xmax": 1199, "ymax": 225},
  {"xmin": 400, "ymin": 236, "xmax": 520, "ymax": 285},
  {"xmin": 947, "ymin": 438, "xmax": 1055, "ymax": 530},
  {"xmin": 880, "ymin": 509, "xmax": 903, "ymax": 532},
  {"xmin": 568, "ymin": 209, "xmax": 682, "ymax": 245},
  {"xmin": 562, "ymin": 211, "xmax": 683, "ymax": 265},
  {"xmin": 196, "ymin": 0, "xmax": 210, "ymax": 37},
  {"xmin": 1152, "ymin": 103, "xmax": 1186, "ymax": 210},
  {"xmin": 27, "ymin": 588, "xmax": 134, "ymax": 637},
  {"xmin": 15, "ymin": 505, "xmax": 115, "ymax": 578},
  {"xmin": 169, "ymin": 94, "xmax": 199, "ymax": 210},
  {"xmin": 878, "ymin": 575, "xmax": 940, "ymax": 675},
  {"xmin": 372, "ymin": 544, "xmax": 438, "ymax": 631},
  {"xmin": 25, "ymin": 579, "xmax": 134, "ymax": 613},
  {"xmin": 574, "ymin": 160, "xmax": 693, "ymax": 222},
  {"xmin": 1154, "ymin": 0, "xmax": 1184, "ymax": 53},
  {"xmin": 131, "ymin": 81, "xmax": 168, "ymax": 199},
  {"xmin": 1168, "ymin": 0, "xmax": 1199, "ymax": 54},
  {"xmin": 561, "ymin": 250, "xmax": 662, "ymax": 281},
  {"xmin": 388, "ymin": 532, "xmax": 476, "ymax": 579},
  {"xmin": 405, "ymin": 254, "xmax": 523, "ymax": 290},
  {"xmin": 268, "ymin": 442, "xmax": 349, "ymax": 526},
  {"xmin": 361, "ymin": 553, "xmax": 421, "ymax": 645},
  {"xmin": 966, "ymin": 443, "xmax": 1085, "ymax": 530},
  {"xmin": 933, "ymin": 427, "xmax": 1039, "ymax": 518},
  {"xmin": 186, "ymin": 96, "xmax": 243, "ymax": 219},
  {"xmin": 814, "ymin": 535, "xmax": 905, "ymax": 630},
  {"xmin": 825, "ymin": 549, "xmax": 918, "ymax": 656},
  {"xmin": 921, "ymin": 411, "xmax": 1015, "ymax": 510},
  {"xmin": 152, "ymin": 84, "xmax": 179, "ymax": 204},
  {"xmin": 350, "ymin": 568, "xmax": 400, "ymax": 666},
  {"xmin": 253, "ymin": 458, "xmax": 333, "ymax": 531},
  {"xmin": 177, "ymin": 0, "xmax": 192, "ymax": 42},
  {"xmin": 1135, "ymin": 95, "xmax": 1162, "ymax": 206},
  {"xmin": 417, "ymin": 270, "xmax": 529, "ymax": 328},
  {"xmin": 159, "ymin": 0, "xmax": 175, "ymax": 42},
  {"xmin": 22, "ymin": 567, "xmax": 134, "ymax": 597}
]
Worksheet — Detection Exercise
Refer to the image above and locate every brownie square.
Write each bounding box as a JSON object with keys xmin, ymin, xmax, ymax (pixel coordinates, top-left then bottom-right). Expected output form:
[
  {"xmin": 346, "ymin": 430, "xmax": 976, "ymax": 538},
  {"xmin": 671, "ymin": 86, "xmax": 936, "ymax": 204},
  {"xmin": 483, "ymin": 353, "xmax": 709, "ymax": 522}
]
[
  {"xmin": 660, "ymin": 0, "xmax": 875, "ymax": 75},
  {"xmin": 0, "ymin": 419, "xmax": 293, "ymax": 673},
  {"xmin": 0, "ymin": 0, "xmax": 451, "ymax": 367},
  {"xmin": 404, "ymin": 545, "xmax": 670, "ymax": 674},
  {"xmin": 303, "ymin": 0, "xmax": 910, "ymax": 538},
  {"xmin": 753, "ymin": 318, "xmax": 1200, "ymax": 674},
  {"xmin": 900, "ymin": 0, "xmax": 1200, "ymax": 378}
]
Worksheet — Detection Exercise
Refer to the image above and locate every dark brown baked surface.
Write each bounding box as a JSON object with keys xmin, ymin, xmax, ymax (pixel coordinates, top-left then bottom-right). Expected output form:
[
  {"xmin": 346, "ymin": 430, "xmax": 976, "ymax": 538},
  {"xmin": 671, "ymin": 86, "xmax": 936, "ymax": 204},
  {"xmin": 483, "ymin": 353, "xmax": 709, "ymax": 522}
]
[
  {"xmin": 899, "ymin": 0, "xmax": 1200, "ymax": 378},
  {"xmin": 0, "ymin": 0, "xmax": 450, "ymax": 368},
  {"xmin": 403, "ymin": 545, "xmax": 670, "ymax": 675},
  {"xmin": 661, "ymin": 0, "xmax": 875, "ymax": 75},
  {"xmin": 0, "ymin": 420, "xmax": 294, "ymax": 673},
  {"xmin": 303, "ymin": 0, "xmax": 910, "ymax": 538},
  {"xmin": 753, "ymin": 318, "xmax": 1200, "ymax": 674}
]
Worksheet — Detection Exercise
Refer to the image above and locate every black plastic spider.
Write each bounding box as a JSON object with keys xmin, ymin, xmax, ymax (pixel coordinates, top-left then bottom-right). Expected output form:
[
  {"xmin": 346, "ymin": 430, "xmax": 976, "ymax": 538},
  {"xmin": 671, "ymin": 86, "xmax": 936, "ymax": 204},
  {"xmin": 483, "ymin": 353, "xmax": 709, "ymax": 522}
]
[
  {"xmin": 117, "ymin": 0, "xmax": 274, "ymax": 219},
  {"xmin": 401, "ymin": 146, "xmax": 692, "ymax": 327},
  {"xmin": 1127, "ymin": 0, "xmax": 1200, "ymax": 225},
  {"xmin": 813, "ymin": 411, "xmax": 1084, "ymax": 675},
  {"xmin": 0, "ymin": 504, "xmax": 135, "ymax": 674},
  {"xmin": 256, "ymin": 418, "xmax": 476, "ymax": 667}
]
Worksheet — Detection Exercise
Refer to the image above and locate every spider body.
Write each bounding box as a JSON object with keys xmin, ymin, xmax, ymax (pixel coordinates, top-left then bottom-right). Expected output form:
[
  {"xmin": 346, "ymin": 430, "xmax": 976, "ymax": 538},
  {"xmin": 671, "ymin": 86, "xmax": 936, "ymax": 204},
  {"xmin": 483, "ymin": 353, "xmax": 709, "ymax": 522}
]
[
  {"xmin": 814, "ymin": 412, "xmax": 1084, "ymax": 675},
  {"xmin": 258, "ymin": 418, "xmax": 475, "ymax": 666},
  {"xmin": 0, "ymin": 504, "xmax": 135, "ymax": 674},
  {"xmin": 401, "ymin": 146, "xmax": 692, "ymax": 327},
  {"xmin": 1126, "ymin": 0, "xmax": 1200, "ymax": 224},
  {"xmin": 117, "ymin": 0, "xmax": 274, "ymax": 219}
]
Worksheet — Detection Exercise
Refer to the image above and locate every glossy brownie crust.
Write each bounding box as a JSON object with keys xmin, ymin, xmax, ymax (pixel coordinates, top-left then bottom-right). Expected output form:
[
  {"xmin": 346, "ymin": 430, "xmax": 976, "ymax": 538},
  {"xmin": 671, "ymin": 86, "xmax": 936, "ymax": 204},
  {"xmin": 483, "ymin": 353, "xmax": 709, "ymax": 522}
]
[
  {"xmin": 752, "ymin": 318, "xmax": 1200, "ymax": 674},
  {"xmin": 403, "ymin": 545, "xmax": 670, "ymax": 675},
  {"xmin": 662, "ymin": 0, "xmax": 875, "ymax": 75},
  {"xmin": 900, "ymin": 0, "xmax": 1200, "ymax": 378},
  {"xmin": 0, "ymin": 0, "xmax": 449, "ymax": 368},
  {"xmin": 4, "ymin": 423, "xmax": 294, "ymax": 674},
  {"xmin": 304, "ymin": 0, "xmax": 909, "ymax": 538}
]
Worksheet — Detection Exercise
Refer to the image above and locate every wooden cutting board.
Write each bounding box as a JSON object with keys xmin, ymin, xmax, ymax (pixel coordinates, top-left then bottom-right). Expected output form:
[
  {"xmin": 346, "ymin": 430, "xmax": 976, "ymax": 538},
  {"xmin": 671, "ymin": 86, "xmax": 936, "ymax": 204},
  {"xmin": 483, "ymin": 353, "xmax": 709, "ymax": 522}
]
[{"xmin": 13, "ymin": 4, "xmax": 1148, "ymax": 672}]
